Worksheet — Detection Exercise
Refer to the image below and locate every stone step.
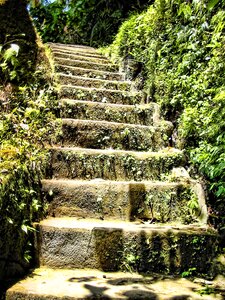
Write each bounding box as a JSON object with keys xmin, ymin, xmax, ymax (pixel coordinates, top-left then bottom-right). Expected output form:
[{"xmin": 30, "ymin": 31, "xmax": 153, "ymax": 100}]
[
  {"xmin": 59, "ymin": 85, "xmax": 144, "ymax": 105},
  {"xmin": 7, "ymin": 267, "xmax": 224, "ymax": 300},
  {"xmin": 35, "ymin": 217, "xmax": 217, "ymax": 274},
  {"xmin": 47, "ymin": 147, "xmax": 184, "ymax": 181},
  {"xmin": 48, "ymin": 42, "xmax": 99, "ymax": 54},
  {"xmin": 54, "ymin": 57, "xmax": 117, "ymax": 72},
  {"xmin": 51, "ymin": 47, "xmax": 108, "ymax": 59},
  {"xmin": 58, "ymin": 73, "xmax": 131, "ymax": 91},
  {"xmin": 59, "ymin": 118, "xmax": 172, "ymax": 151},
  {"xmin": 52, "ymin": 51, "xmax": 109, "ymax": 65},
  {"xmin": 60, "ymin": 99, "xmax": 158, "ymax": 125},
  {"xmin": 56, "ymin": 64, "xmax": 124, "ymax": 81},
  {"xmin": 42, "ymin": 179, "xmax": 205, "ymax": 224}
]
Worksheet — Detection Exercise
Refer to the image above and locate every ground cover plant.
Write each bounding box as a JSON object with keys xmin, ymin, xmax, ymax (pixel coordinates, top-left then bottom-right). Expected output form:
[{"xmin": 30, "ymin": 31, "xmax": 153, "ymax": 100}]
[{"xmin": 104, "ymin": 0, "xmax": 225, "ymax": 229}]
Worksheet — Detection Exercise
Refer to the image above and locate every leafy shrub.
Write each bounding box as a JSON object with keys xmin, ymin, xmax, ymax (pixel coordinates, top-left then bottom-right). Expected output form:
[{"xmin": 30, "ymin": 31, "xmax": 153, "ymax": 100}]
[{"xmin": 106, "ymin": 0, "xmax": 225, "ymax": 228}]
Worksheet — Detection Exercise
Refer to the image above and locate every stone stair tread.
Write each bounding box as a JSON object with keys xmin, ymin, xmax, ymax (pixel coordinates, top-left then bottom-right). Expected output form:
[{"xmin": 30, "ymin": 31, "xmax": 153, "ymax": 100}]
[
  {"xmin": 42, "ymin": 178, "xmax": 205, "ymax": 223},
  {"xmin": 56, "ymin": 64, "xmax": 124, "ymax": 80},
  {"xmin": 39, "ymin": 216, "xmax": 209, "ymax": 233},
  {"xmin": 58, "ymin": 73, "xmax": 131, "ymax": 85},
  {"xmin": 49, "ymin": 146, "xmax": 184, "ymax": 181},
  {"xmin": 42, "ymin": 178, "xmax": 185, "ymax": 187},
  {"xmin": 61, "ymin": 84, "xmax": 134, "ymax": 93},
  {"xmin": 60, "ymin": 85, "xmax": 143, "ymax": 105},
  {"xmin": 50, "ymin": 146, "xmax": 182, "ymax": 158},
  {"xmin": 62, "ymin": 118, "xmax": 163, "ymax": 129},
  {"xmin": 60, "ymin": 118, "xmax": 172, "ymax": 151},
  {"xmin": 61, "ymin": 99, "xmax": 158, "ymax": 125},
  {"xmin": 53, "ymin": 52, "xmax": 110, "ymax": 64},
  {"xmin": 55, "ymin": 57, "xmax": 117, "ymax": 70},
  {"xmin": 58, "ymin": 73, "xmax": 131, "ymax": 91},
  {"xmin": 7, "ymin": 267, "xmax": 223, "ymax": 300},
  {"xmin": 61, "ymin": 98, "xmax": 148, "ymax": 109},
  {"xmin": 52, "ymin": 48, "xmax": 108, "ymax": 59},
  {"xmin": 48, "ymin": 42, "xmax": 97, "ymax": 52},
  {"xmin": 36, "ymin": 217, "xmax": 217, "ymax": 272}
]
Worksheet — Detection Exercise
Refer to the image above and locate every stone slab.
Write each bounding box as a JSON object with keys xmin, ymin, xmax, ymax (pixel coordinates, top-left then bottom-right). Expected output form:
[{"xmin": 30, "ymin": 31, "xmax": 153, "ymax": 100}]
[{"xmin": 6, "ymin": 268, "xmax": 225, "ymax": 299}]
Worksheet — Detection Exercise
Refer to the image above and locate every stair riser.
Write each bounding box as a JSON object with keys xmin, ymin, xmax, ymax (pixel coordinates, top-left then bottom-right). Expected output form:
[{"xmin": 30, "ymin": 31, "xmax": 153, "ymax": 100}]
[
  {"xmin": 37, "ymin": 225, "xmax": 217, "ymax": 274},
  {"xmin": 42, "ymin": 181, "xmax": 198, "ymax": 223},
  {"xmin": 53, "ymin": 52, "xmax": 109, "ymax": 64},
  {"xmin": 55, "ymin": 57, "xmax": 117, "ymax": 72},
  {"xmin": 48, "ymin": 149, "xmax": 184, "ymax": 181},
  {"xmin": 56, "ymin": 64, "xmax": 123, "ymax": 80},
  {"xmin": 61, "ymin": 101, "xmax": 156, "ymax": 125},
  {"xmin": 58, "ymin": 75, "xmax": 131, "ymax": 91},
  {"xmin": 60, "ymin": 120, "xmax": 172, "ymax": 151},
  {"xmin": 60, "ymin": 86, "xmax": 144, "ymax": 105}
]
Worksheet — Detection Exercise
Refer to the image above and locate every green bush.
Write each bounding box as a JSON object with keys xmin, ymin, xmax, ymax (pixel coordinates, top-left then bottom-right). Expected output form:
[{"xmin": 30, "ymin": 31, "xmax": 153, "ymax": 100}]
[{"xmin": 106, "ymin": 0, "xmax": 225, "ymax": 227}]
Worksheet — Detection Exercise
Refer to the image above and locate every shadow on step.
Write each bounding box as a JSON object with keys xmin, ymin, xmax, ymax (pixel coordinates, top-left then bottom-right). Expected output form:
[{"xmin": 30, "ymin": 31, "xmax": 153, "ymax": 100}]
[{"xmin": 65, "ymin": 274, "xmax": 194, "ymax": 300}]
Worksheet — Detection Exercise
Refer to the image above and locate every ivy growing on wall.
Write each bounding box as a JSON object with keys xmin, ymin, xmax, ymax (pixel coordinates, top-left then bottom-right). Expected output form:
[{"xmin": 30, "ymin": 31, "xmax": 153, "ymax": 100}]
[{"xmin": 105, "ymin": 0, "xmax": 225, "ymax": 228}]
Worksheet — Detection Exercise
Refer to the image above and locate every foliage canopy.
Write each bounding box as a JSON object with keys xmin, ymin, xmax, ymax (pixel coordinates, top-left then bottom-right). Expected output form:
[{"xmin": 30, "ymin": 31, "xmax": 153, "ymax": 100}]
[{"xmin": 29, "ymin": 0, "xmax": 152, "ymax": 46}]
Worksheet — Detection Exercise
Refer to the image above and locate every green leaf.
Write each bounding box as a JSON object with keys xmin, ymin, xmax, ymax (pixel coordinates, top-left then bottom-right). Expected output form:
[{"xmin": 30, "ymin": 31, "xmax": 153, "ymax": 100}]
[
  {"xmin": 207, "ymin": 0, "xmax": 220, "ymax": 10},
  {"xmin": 21, "ymin": 224, "xmax": 28, "ymax": 234}
]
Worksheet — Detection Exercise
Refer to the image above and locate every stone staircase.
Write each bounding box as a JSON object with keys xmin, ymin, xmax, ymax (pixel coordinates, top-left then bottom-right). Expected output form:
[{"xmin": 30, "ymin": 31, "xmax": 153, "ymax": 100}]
[{"xmin": 6, "ymin": 43, "xmax": 219, "ymax": 299}]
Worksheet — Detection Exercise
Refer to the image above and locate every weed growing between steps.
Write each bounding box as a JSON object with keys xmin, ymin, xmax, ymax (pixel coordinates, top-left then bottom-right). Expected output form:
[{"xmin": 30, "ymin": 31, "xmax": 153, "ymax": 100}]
[
  {"xmin": 0, "ymin": 41, "xmax": 59, "ymax": 281},
  {"xmin": 104, "ymin": 0, "xmax": 225, "ymax": 230}
]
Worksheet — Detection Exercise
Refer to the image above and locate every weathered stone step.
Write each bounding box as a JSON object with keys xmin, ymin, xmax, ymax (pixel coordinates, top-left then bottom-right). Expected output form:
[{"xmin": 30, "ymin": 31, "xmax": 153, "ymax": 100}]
[
  {"xmin": 58, "ymin": 73, "xmax": 131, "ymax": 91},
  {"xmin": 51, "ymin": 47, "xmax": 107, "ymax": 59},
  {"xmin": 7, "ymin": 267, "xmax": 224, "ymax": 300},
  {"xmin": 54, "ymin": 57, "xmax": 117, "ymax": 72},
  {"xmin": 53, "ymin": 51, "xmax": 109, "ymax": 64},
  {"xmin": 56, "ymin": 64, "xmax": 124, "ymax": 80},
  {"xmin": 59, "ymin": 85, "xmax": 144, "ymax": 105},
  {"xmin": 35, "ymin": 217, "xmax": 217, "ymax": 274},
  {"xmin": 48, "ymin": 42, "xmax": 99, "ymax": 54},
  {"xmin": 42, "ymin": 179, "xmax": 205, "ymax": 224},
  {"xmin": 60, "ymin": 118, "xmax": 172, "ymax": 151},
  {"xmin": 61, "ymin": 99, "xmax": 157, "ymax": 125},
  {"xmin": 48, "ymin": 147, "xmax": 184, "ymax": 181}
]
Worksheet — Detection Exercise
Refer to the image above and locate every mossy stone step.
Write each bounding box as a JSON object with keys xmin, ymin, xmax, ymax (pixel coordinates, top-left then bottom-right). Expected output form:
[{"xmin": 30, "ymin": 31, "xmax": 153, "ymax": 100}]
[
  {"xmin": 42, "ymin": 179, "xmax": 206, "ymax": 224},
  {"xmin": 58, "ymin": 73, "xmax": 131, "ymax": 91},
  {"xmin": 56, "ymin": 64, "xmax": 124, "ymax": 81},
  {"xmin": 59, "ymin": 118, "xmax": 172, "ymax": 151},
  {"xmin": 48, "ymin": 147, "xmax": 184, "ymax": 181},
  {"xmin": 60, "ymin": 99, "xmax": 157, "ymax": 125},
  {"xmin": 54, "ymin": 57, "xmax": 117, "ymax": 72},
  {"xmin": 52, "ymin": 51, "xmax": 109, "ymax": 64},
  {"xmin": 7, "ymin": 267, "xmax": 224, "ymax": 300},
  {"xmin": 35, "ymin": 217, "xmax": 217, "ymax": 274},
  {"xmin": 59, "ymin": 85, "xmax": 144, "ymax": 105}
]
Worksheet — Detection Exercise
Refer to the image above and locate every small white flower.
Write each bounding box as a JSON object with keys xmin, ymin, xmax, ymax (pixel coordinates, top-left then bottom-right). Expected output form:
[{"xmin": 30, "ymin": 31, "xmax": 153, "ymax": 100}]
[
  {"xmin": 10, "ymin": 44, "xmax": 20, "ymax": 55},
  {"xmin": 20, "ymin": 123, "xmax": 29, "ymax": 130}
]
